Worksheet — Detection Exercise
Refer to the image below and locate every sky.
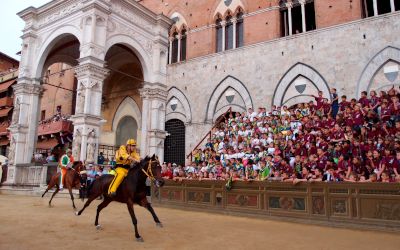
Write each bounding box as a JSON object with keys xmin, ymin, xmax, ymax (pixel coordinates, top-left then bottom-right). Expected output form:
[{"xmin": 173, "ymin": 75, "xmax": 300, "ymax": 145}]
[{"xmin": 0, "ymin": 0, "xmax": 50, "ymax": 60}]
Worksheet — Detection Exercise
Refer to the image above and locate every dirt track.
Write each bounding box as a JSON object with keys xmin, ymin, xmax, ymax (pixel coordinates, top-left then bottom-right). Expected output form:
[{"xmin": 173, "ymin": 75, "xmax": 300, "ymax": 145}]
[{"xmin": 0, "ymin": 194, "xmax": 399, "ymax": 250}]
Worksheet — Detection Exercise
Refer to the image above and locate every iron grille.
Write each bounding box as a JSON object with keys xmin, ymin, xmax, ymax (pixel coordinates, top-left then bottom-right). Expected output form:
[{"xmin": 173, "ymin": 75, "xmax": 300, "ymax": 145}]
[{"xmin": 164, "ymin": 119, "xmax": 185, "ymax": 166}]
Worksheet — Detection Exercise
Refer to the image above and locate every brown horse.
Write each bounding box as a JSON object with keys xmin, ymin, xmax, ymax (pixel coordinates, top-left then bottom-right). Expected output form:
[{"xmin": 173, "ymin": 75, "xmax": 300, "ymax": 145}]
[
  {"xmin": 75, "ymin": 155, "xmax": 165, "ymax": 242},
  {"xmin": 41, "ymin": 161, "xmax": 86, "ymax": 209}
]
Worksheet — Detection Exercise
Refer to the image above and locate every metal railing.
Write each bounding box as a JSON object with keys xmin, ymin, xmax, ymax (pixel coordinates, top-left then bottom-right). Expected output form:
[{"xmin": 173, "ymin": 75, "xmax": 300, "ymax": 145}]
[{"xmin": 186, "ymin": 107, "xmax": 232, "ymax": 160}]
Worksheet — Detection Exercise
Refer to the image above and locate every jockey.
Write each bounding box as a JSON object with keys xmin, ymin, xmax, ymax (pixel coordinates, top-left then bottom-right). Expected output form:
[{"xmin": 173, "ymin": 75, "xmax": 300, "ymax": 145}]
[
  {"xmin": 59, "ymin": 149, "xmax": 74, "ymax": 190},
  {"xmin": 108, "ymin": 139, "xmax": 140, "ymax": 197}
]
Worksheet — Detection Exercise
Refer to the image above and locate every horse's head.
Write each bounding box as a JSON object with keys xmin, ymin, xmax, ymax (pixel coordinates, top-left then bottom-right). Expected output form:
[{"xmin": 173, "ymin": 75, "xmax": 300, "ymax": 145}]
[
  {"xmin": 72, "ymin": 161, "xmax": 83, "ymax": 172},
  {"xmin": 141, "ymin": 154, "xmax": 165, "ymax": 188}
]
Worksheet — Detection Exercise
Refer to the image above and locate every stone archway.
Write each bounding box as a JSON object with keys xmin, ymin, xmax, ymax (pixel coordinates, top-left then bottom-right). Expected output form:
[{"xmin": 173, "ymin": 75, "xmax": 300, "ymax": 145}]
[
  {"xmin": 8, "ymin": 0, "xmax": 171, "ymax": 183},
  {"xmin": 166, "ymin": 87, "xmax": 192, "ymax": 123},
  {"xmin": 272, "ymin": 63, "xmax": 330, "ymax": 107},
  {"xmin": 357, "ymin": 46, "xmax": 400, "ymax": 98},
  {"xmin": 205, "ymin": 75, "xmax": 253, "ymax": 122}
]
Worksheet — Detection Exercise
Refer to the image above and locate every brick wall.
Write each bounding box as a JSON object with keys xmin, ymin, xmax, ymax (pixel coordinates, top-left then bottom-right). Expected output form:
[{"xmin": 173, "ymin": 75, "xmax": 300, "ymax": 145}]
[
  {"xmin": 139, "ymin": 0, "xmax": 365, "ymax": 60},
  {"xmin": 39, "ymin": 63, "xmax": 76, "ymax": 119}
]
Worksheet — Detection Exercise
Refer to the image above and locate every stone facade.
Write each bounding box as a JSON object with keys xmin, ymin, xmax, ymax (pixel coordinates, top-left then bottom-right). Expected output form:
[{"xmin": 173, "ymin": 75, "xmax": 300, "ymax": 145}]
[
  {"xmin": 6, "ymin": 0, "xmax": 400, "ymax": 185},
  {"xmin": 6, "ymin": 0, "xmax": 172, "ymax": 185}
]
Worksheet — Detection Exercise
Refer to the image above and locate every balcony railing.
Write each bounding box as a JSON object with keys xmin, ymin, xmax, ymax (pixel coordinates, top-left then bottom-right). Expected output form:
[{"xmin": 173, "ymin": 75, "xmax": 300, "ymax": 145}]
[
  {"xmin": 37, "ymin": 120, "xmax": 73, "ymax": 136},
  {"xmin": 0, "ymin": 97, "xmax": 13, "ymax": 107}
]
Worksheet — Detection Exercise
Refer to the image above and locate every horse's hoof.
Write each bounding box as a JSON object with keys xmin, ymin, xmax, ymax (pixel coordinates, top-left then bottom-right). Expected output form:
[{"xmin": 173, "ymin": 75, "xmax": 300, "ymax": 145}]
[
  {"xmin": 48, "ymin": 204, "xmax": 52, "ymax": 208},
  {"xmin": 136, "ymin": 237, "xmax": 144, "ymax": 242},
  {"xmin": 156, "ymin": 223, "xmax": 163, "ymax": 228},
  {"xmin": 96, "ymin": 225, "xmax": 102, "ymax": 230},
  {"xmin": 75, "ymin": 211, "xmax": 79, "ymax": 216}
]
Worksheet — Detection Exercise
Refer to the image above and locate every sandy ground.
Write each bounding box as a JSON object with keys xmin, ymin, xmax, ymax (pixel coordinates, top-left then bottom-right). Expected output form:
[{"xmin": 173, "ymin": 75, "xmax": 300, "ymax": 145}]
[{"xmin": 0, "ymin": 194, "xmax": 399, "ymax": 250}]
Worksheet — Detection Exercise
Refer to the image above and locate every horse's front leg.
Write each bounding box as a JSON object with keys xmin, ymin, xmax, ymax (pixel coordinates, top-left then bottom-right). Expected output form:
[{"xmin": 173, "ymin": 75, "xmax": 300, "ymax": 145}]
[
  {"xmin": 127, "ymin": 199, "xmax": 142, "ymax": 242},
  {"xmin": 48, "ymin": 185, "xmax": 59, "ymax": 207},
  {"xmin": 140, "ymin": 198, "xmax": 162, "ymax": 227},
  {"xmin": 68, "ymin": 187, "xmax": 76, "ymax": 210},
  {"xmin": 94, "ymin": 198, "xmax": 112, "ymax": 230}
]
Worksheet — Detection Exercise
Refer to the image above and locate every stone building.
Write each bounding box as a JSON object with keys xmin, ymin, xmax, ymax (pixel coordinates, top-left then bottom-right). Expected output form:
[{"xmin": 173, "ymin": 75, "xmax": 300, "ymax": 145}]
[{"xmin": 5, "ymin": 0, "xmax": 400, "ymax": 184}]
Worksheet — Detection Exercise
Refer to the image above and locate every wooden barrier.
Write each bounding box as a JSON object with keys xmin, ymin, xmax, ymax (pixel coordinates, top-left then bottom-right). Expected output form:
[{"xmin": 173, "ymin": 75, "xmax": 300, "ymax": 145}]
[{"xmin": 152, "ymin": 180, "xmax": 400, "ymax": 231}]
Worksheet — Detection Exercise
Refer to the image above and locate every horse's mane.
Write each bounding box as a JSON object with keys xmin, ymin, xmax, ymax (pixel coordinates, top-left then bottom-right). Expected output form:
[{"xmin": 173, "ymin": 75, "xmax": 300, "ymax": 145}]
[
  {"xmin": 128, "ymin": 156, "xmax": 151, "ymax": 175},
  {"xmin": 72, "ymin": 161, "xmax": 83, "ymax": 173}
]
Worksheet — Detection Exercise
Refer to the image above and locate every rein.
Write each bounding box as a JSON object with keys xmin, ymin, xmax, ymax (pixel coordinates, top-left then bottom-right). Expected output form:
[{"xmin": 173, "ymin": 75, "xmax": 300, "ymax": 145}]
[{"xmin": 141, "ymin": 160, "xmax": 156, "ymax": 181}]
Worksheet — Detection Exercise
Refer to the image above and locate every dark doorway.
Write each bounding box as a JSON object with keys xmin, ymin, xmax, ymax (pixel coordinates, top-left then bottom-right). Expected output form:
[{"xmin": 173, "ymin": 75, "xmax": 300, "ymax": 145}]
[
  {"xmin": 164, "ymin": 119, "xmax": 185, "ymax": 166},
  {"xmin": 116, "ymin": 116, "xmax": 138, "ymax": 147}
]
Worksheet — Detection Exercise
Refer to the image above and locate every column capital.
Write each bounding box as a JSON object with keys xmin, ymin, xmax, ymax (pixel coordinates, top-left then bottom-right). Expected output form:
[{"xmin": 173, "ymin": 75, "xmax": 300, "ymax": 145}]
[
  {"xmin": 169, "ymin": 36, "xmax": 175, "ymax": 42},
  {"xmin": 298, "ymin": 0, "xmax": 306, "ymax": 5},
  {"xmin": 12, "ymin": 81, "xmax": 42, "ymax": 96},
  {"xmin": 220, "ymin": 20, "xmax": 227, "ymax": 27},
  {"xmin": 139, "ymin": 82, "xmax": 168, "ymax": 101},
  {"xmin": 74, "ymin": 63, "xmax": 109, "ymax": 89},
  {"xmin": 231, "ymin": 17, "xmax": 238, "ymax": 24},
  {"xmin": 285, "ymin": 1, "xmax": 293, "ymax": 9}
]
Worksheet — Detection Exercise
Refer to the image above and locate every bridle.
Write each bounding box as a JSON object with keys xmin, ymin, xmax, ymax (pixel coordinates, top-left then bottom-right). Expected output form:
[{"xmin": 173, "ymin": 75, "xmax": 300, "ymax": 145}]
[{"xmin": 141, "ymin": 159, "xmax": 158, "ymax": 181}]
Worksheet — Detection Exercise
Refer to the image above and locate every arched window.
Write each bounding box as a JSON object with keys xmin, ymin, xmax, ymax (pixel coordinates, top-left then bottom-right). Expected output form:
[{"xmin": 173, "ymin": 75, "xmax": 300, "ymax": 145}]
[
  {"xmin": 225, "ymin": 15, "xmax": 234, "ymax": 50},
  {"xmin": 236, "ymin": 11, "xmax": 244, "ymax": 48},
  {"xmin": 216, "ymin": 18, "xmax": 223, "ymax": 52},
  {"xmin": 180, "ymin": 29, "xmax": 187, "ymax": 61},
  {"xmin": 171, "ymin": 31, "xmax": 179, "ymax": 63}
]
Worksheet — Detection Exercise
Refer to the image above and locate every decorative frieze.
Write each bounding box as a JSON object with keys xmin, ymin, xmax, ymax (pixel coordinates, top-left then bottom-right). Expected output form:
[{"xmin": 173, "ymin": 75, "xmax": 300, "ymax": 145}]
[{"xmin": 139, "ymin": 86, "xmax": 168, "ymax": 101}]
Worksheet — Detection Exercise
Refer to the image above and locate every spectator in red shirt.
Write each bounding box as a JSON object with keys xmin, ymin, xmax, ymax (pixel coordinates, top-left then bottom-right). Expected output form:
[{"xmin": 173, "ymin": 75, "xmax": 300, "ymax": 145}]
[
  {"xmin": 161, "ymin": 163, "xmax": 173, "ymax": 179},
  {"xmin": 359, "ymin": 91, "xmax": 370, "ymax": 108},
  {"xmin": 340, "ymin": 95, "xmax": 350, "ymax": 112}
]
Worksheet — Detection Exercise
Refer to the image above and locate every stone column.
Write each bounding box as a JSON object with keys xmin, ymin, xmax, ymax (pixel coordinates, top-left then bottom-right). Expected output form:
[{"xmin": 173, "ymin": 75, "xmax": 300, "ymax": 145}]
[
  {"xmin": 232, "ymin": 17, "xmax": 238, "ymax": 49},
  {"xmin": 139, "ymin": 83, "xmax": 168, "ymax": 163},
  {"xmin": 221, "ymin": 20, "xmax": 227, "ymax": 51},
  {"xmin": 390, "ymin": 0, "xmax": 396, "ymax": 12},
  {"xmin": 5, "ymin": 81, "xmax": 42, "ymax": 185},
  {"xmin": 299, "ymin": 0, "xmax": 306, "ymax": 33},
  {"xmin": 373, "ymin": 0, "xmax": 378, "ymax": 16},
  {"xmin": 286, "ymin": 2, "xmax": 293, "ymax": 35},
  {"xmin": 168, "ymin": 37, "xmax": 173, "ymax": 64},
  {"xmin": 70, "ymin": 58, "xmax": 109, "ymax": 163},
  {"xmin": 177, "ymin": 34, "xmax": 182, "ymax": 63}
]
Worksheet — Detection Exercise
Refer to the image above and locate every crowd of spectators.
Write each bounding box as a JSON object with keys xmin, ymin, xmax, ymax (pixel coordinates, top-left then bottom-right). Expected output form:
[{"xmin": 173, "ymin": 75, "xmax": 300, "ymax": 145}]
[{"xmin": 162, "ymin": 87, "xmax": 400, "ymax": 184}]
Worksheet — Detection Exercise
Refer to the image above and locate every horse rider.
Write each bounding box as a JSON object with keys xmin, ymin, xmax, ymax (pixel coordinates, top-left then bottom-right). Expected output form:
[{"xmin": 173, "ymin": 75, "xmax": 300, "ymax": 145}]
[
  {"xmin": 59, "ymin": 149, "xmax": 74, "ymax": 190},
  {"xmin": 108, "ymin": 139, "xmax": 140, "ymax": 197}
]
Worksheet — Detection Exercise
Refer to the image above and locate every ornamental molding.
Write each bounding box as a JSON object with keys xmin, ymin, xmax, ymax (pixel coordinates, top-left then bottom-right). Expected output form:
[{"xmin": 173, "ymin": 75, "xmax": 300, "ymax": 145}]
[
  {"xmin": 12, "ymin": 82, "xmax": 43, "ymax": 95},
  {"xmin": 108, "ymin": 21, "xmax": 154, "ymax": 57},
  {"xmin": 74, "ymin": 64, "xmax": 110, "ymax": 81},
  {"xmin": 139, "ymin": 88, "xmax": 168, "ymax": 100},
  {"xmin": 80, "ymin": 43, "xmax": 106, "ymax": 59},
  {"xmin": 35, "ymin": 1, "xmax": 84, "ymax": 29},
  {"xmin": 111, "ymin": 1, "xmax": 154, "ymax": 33}
]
